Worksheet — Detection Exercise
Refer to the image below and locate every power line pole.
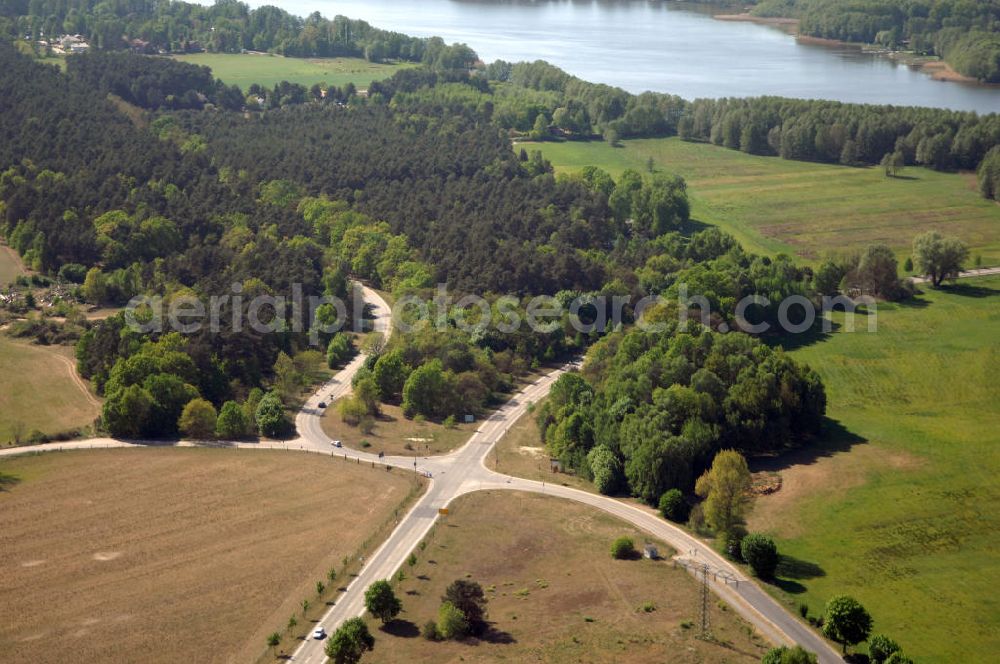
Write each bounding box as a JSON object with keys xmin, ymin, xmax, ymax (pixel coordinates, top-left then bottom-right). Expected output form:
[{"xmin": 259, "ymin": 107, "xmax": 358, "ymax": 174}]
[{"xmin": 700, "ymin": 563, "xmax": 711, "ymax": 640}]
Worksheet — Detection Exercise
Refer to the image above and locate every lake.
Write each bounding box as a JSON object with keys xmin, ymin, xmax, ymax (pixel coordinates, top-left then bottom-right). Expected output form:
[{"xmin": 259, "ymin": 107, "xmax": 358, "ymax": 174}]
[{"xmin": 254, "ymin": 0, "xmax": 1000, "ymax": 114}]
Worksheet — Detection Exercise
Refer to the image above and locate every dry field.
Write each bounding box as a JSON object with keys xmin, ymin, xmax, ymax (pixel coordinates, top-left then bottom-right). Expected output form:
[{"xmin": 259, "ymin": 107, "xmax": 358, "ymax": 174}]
[
  {"xmin": 0, "ymin": 336, "xmax": 100, "ymax": 445},
  {"xmin": 321, "ymin": 402, "xmax": 476, "ymax": 457},
  {"xmin": 485, "ymin": 397, "xmax": 595, "ymax": 493},
  {"xmin": 363, "ymin": 490, "xmax": 769, "ymax": 663},
  {"xmin": 0, "ymin": 447, "xmax": 419, "ymax": 663},
  {"xmin": 0, "ymin": 243, "xmax": 27, "ymax": 285}
]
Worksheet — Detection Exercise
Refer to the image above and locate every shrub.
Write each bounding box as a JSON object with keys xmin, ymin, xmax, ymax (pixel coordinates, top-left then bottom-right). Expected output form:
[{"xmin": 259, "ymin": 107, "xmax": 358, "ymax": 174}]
[
  {"xmin": 723, "ymin": 527, "xmax": 747, "ymax": 562},
  {"xmin": 436, "ymin": 601, "xmax": 469, "ymax": 639},
  {"xmin": 178, "ymin": 398, "xmax": 217, "ymax": 440},
  {"xmin": 868, "ymin": 634, "xmax": 901, "ymax": 663},
  {"xmin": 421, "ymin": 620, "xmax": 439, "ymax": 640},
  {"xmin": 741, "ymin": 533, "xmax": 779, "ymax": 579},
  {"xmin": 761, "ymin": 645, "xmax": 818, "ymax": 664},
  {"xmin": 884, "ymin": 653, "xmax": 914, "ymax": 664},
  {"xmin": 610, "ymin": 536, "xmax": 635, "ymax": 560},
  {"xmin": 658, "ymin": 488, "xmax": 688, "ymax": 522},
  {"xmin": 798, "ymin": 603, "xmax": 809, "ymax": 618},
  {"xmin": 443, "ymin": 579, "xmax": 488, "ymax": 633}
]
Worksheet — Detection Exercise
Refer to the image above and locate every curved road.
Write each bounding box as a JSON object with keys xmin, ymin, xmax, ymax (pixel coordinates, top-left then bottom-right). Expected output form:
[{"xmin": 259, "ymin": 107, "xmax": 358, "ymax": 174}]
[
  {"xmin": 289, "ymin": 290, "xmax": 843, "ymax": 664},
  {"xmin": 0, "ymin": 285, "xmax": 843, "ymax": 663}
]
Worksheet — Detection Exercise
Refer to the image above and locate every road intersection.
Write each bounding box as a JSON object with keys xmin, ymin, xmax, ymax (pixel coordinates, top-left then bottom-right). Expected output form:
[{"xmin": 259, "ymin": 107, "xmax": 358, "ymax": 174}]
[{"xmin": 0, "ymin": 285, "xmax": 844, "ymax": 663}]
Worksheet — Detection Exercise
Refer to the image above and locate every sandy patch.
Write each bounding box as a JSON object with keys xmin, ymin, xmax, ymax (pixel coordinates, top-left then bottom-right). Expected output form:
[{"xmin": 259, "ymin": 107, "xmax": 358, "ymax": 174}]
[
  {"xmin": 518, "ymin": 445, "xmax": 548, "ymax": 458},
  {"xmin": 21, "ymin": 559, "xmax": 46, "ymax": 567},
  {"xmin": 92, "ymin": 551, "xmax": 122, "ymax": 561}
]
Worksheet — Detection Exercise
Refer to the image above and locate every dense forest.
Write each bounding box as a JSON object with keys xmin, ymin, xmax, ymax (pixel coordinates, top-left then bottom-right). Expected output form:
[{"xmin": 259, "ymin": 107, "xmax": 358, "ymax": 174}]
[
  {"xmin": 0, "ymin": 42, "xmax": 836, "ymax": 457},
  {"xmin": 537, "ymin": 322, "xmax": 825, "ymax": 503},
  {"xmin": 747, "ymin": 0, "xmax": 1000, "ymax": 82},
  {"xmin": 0, "ymin": 0, "xmax": 476, "ymax": 66}
]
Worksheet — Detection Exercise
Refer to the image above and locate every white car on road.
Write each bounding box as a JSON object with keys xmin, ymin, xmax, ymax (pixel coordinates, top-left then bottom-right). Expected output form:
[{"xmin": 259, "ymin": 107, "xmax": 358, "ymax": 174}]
[{"xmin": 312, "ymin": 627, "xmax": 326, "ymax": 640}]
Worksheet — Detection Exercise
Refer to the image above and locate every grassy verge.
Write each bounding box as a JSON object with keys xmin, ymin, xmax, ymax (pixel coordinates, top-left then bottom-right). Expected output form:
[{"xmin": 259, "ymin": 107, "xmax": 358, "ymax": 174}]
[
  {"xmin": 0, "ymin": 447, "xmax": 420, "ymax": 664},
  {"xmin": 746, "ymin": 275, "xmax": 1000, "ymax": 663},
  {"xmin": 173, "ymin": 53, "xmax": 414, "ymax": 91},
  {"xmin": 529, "ymin": 137, "xmax": 1000, "ymax": 267},
  {"xmin": 362, "ymin": 490, "xmax": 769, "ymax": 663}
]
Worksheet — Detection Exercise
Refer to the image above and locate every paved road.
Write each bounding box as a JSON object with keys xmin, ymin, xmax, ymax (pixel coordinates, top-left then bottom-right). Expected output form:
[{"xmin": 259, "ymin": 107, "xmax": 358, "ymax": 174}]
[{"xmin": 0, "ymin": 286, "xmax": 844, "ymax": 662}]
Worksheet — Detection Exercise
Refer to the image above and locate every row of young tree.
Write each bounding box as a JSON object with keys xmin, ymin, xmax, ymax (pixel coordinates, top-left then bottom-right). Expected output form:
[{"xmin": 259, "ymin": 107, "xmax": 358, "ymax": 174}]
[{"xmin": 2, "ymin": 0, "xmax": 477, "ymax": 68}]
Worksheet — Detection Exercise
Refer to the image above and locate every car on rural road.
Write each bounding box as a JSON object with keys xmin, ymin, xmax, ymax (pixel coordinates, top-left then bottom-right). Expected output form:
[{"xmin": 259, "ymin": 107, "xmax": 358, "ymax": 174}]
[
  {"xmin": 312, "ymin": 627, "xmax": 326, "ymax": 640},
  {"xmin": 332, "ymin": 440, "xmax": 342, "ymax": 447}
]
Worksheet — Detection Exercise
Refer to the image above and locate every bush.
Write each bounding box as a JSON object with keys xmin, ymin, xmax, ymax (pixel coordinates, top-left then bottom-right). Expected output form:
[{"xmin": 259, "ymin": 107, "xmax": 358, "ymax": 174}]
[
  {"xmin": 178, "ymin": 398, "xmax": 217, "ymax": 440},
  {"xmin": 421, "ymin": 620, "xmax": 439, "ymax": 640},
  {"xmin": 884, "ymin": 653, "xmax": 914, "ymax": 664},
  {"xmin": 610, "ymin": 536, "xmax": 635, "ymax": 560},
  {"xmin": 741, "ymin": 533, "xmax": 779, "ymax": 579},
  {"xmin": 658, "ymin": 488, "xmax": 688, "ymax": 522},
  {"xmin": 868, "ymin": 634, "xmax": 901, "ymax": 663},
  {"xmin": 723, "ymin": 527, "xmax": 747, "ymax": 562},
  {"xmin": 761, "ymin": 645, "xmax": 818, "ymax": 664},
  {"xmin": 436, "ymin": 601, "xmax": 469, "ymax": 640}
]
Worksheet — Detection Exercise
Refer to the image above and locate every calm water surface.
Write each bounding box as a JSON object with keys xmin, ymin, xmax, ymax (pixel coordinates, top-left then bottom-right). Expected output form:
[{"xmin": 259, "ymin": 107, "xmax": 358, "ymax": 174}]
[{"xmin": 255, "ymin": 0, "xmax": 1000, "ymax": 113}]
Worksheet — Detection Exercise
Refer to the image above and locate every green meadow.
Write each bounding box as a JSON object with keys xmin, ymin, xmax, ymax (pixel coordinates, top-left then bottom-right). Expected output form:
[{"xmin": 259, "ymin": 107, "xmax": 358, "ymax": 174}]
[
  {"xmin": 750, "ymin": 276, "xmax": 1000, "ymax": 662},
  {"xmin": 529, "ymin": 138, "xmax": 1000, "ymax": 268},
  {"xmin": 173, "ymin": 53, "xmax": 413, "ymax": 91}
]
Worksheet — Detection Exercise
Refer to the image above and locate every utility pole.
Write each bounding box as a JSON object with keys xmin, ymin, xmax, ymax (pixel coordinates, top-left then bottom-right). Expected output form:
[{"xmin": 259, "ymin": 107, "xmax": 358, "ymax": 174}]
[{"xmin": 700, "ymin": 563, "xmax": 711, "ymax": 640}]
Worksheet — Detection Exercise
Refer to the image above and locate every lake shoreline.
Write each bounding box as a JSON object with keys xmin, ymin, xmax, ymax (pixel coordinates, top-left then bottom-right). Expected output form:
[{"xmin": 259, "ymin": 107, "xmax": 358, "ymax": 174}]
[{"xmin": 714, "ymin": 12, "xmax": 998, "ymax": 93}]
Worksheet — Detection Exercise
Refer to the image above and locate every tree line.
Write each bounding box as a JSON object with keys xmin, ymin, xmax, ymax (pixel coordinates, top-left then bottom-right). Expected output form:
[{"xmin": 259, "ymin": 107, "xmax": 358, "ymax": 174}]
[
  {"xmin": 749, "ymin": 0, "xmax": 1000, "ymax": 83},
  {"xmin": 1, "ymin": 0, "xmax": 477, "ymax": 68}
]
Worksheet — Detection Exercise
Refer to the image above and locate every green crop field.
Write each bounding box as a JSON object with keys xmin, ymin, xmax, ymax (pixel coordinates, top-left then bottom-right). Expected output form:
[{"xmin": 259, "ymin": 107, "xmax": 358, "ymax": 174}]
[
  {"xmin": 173, "ymin": 53, "xmax": 413, "ymax": 91},
  {"xmin": 529, "ymin": 138, "xmax": 1000, "ymax": 268},
  {"xmin": 747, "ymin": 276, "xmax": 1000, "ymax": 662}
]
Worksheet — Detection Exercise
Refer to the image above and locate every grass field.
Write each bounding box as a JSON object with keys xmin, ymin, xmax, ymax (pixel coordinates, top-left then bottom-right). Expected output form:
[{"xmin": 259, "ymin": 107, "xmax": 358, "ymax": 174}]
[
  {"xmin": 321, "ymin": 402, "xmax": 475, "ymax": 456},
  {"xmin": 0, "ymin": 447, "xmax": 418, "ymax": 664},
  {"xmin": 363, "ymin": 490, "xmax": 769, "ymax": 663},
  {"xmin": 0, "ymin": 243, "xmax": 28, "ymax": 286},
  {"xmin": 746, "ymin": 275, "xmax": 1000, "ymax": 662},
  {"xmin": 0, "ymin": 336, "xmax": 99, "ymax": 444},
  {"xmin": 529, "ymin": 138, "xmax": 1000, "ymax": 267},
  {"xmin": 173, "ymin": 53, "xmax": 413, "ymax": 91}
]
